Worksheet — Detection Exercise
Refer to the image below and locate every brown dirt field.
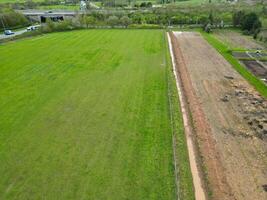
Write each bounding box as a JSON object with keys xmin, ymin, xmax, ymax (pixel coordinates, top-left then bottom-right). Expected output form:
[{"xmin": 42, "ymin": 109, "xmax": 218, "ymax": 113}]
[
  {"xmin": 170, "ymin": 32, "xmax": 267, "ymax": 200},
  {"xmin": 213, "ymin": 30, "xmax": 265, "ymax": 50},
  {"xmin": 241, "ymin": 60, "xmax": 267, "ymax": 82}
]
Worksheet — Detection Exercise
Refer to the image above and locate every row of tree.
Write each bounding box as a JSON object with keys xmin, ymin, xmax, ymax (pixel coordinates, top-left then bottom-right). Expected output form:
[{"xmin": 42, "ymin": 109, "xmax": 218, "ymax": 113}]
[
  {"xmin": 0, "ymin": 9, "xmax": 29, "ymax": 30},
  {"xmin": 233, "ymin": 11, "xmax": 262, "ymax": 36}
]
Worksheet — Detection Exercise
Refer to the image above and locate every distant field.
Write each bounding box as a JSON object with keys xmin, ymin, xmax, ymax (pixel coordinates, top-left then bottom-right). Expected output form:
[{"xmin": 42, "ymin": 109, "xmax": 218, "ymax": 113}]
[
  {"xmin": 37, "ymin": 4, "xmax": 79, "ymax": 10},
  {"xmin": 173, "ymin": 0, "xmax": 228, "ymax": 6},
  {"xmin": 0, "ymin": 0, "xmax": 227, "ymax": 4},
  {"xmin": 0, "ymin": 0, "xmax": 41, "ymax": 3},
  {"xmin": 0, "ymin": 30, "xmax": 179, "ymax": 199},
  {"xmin": 213, "ymin": 29, "xmax": 265, "ymax": 50}
]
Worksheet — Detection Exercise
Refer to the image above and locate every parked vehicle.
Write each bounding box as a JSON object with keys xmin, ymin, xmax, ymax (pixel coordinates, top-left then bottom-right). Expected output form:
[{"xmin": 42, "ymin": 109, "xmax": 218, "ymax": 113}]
[
  {"xmin": 26, "ymin": 25, "xmax": 40, "ymax": 31},
  {"xmin": 44, "ymin": 10, "xmax": 53, "ymax": 14},
  {"xmin": 4, "ymin": 30, "xmax": 14, "ymax": 35}
]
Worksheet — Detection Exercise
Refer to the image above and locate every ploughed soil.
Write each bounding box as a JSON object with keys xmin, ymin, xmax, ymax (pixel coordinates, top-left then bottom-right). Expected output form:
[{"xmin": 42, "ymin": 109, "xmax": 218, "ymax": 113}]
[
  {"xmin": 171, "ymin": 32, "xmax": 267, "ymax": 200},
  {"xmin": 241, "ymin": 60, "xmax": 267, "ymax": 84}
]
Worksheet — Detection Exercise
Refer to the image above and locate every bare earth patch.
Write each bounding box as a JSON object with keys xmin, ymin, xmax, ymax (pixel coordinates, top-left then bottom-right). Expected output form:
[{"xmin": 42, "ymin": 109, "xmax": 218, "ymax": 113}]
[
  {"xmin": 171, "ymin": 31, "xmax": 267, "ymax": 200},
  {"xmin": 213, "ymin": 30, "xmax": 264, "ymax": 50}
]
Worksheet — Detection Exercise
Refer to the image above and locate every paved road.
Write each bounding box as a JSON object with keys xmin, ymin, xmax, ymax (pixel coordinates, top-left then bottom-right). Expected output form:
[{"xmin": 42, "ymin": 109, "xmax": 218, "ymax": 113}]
[
  {"xmin": 0, "ymin": 29, "xmax": 27, "ymax": 40},
  {"xmin": 18, "ymin": 10, "xmax": 77, "ymax": 16}
]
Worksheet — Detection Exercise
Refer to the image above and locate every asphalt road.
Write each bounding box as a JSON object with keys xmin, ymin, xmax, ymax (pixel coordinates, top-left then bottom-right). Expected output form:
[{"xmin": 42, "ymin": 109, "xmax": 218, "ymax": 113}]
[
  {"xmin": 0, "ymin": 29, "xmax": 27, "ymax": 40},
  {"xmin": 18, "ymin": 10, "xmax": 76, "ymax": 16}
]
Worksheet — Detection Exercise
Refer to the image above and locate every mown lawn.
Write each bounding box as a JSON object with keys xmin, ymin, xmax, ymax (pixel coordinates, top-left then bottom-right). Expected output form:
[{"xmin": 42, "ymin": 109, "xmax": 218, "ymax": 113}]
[{"xmin": 0, "ymin": 30, "xmax": 177, "ymax": 199}]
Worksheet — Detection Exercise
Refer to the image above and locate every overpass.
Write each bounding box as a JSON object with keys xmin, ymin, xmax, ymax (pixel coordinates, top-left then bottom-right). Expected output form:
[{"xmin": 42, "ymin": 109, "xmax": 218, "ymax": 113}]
[
  {"xmin": 18, "ymin": 10, "xmax": 78, "ymax": 16},
  {"xmin": 17, "ymin": 10, "xmax": 79, "ymax": 22}
]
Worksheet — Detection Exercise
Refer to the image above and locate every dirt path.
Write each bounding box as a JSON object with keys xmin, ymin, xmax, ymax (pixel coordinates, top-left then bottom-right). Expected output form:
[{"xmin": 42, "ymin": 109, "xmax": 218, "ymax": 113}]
[
  {"xmin": 171, "ymin": 31, "xmax": 267, "ymax": 200},
  {"xmin": 167, "ymin": 33, "xmax": 206, "ymax": 200}
]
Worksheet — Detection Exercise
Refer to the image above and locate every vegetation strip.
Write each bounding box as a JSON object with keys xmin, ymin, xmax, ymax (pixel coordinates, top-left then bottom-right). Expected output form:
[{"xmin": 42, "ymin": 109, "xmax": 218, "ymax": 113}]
[
  {"xmin": 201, "ymin": 31, "xmax": 267, "ymax": 98},
  {"xmin": 165, "ymin": 32, "xmax": 195, "ymax": 200}
]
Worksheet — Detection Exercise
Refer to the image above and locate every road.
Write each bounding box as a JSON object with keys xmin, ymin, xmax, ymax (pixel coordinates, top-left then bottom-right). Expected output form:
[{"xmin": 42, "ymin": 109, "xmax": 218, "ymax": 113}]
[
  {"xmin": 17, "ymin": 10, "xmax": 77, "ymax": 16},
  {"xmin": 0, "ymin": 29, "xmax": 27, "ymax": 40}
]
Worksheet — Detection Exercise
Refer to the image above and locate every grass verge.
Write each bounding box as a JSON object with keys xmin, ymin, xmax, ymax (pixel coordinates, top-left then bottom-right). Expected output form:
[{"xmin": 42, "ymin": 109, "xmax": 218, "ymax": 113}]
[
  {"xmin": 201, "ymin": 31, "xmax": 267, "ymax": 98},
  {"xmin": 164, "ymin": 33, "xmax": 195, "ymax": 200}
]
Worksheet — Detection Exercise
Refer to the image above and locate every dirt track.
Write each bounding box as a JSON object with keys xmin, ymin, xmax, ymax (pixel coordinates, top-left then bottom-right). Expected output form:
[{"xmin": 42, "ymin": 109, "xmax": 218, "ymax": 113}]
[
  {"xmin": 170, "ymin": 32, "xmax": 267, "ymax": 200},
  {"xmin": 167, "ymin": 33, "xmax": 206, "ymax": 200}
]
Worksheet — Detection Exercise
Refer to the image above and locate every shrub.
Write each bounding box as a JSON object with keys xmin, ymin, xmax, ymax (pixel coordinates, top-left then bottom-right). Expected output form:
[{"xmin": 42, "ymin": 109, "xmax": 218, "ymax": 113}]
[
  {"xmin": 120, "ymin": 16, "xmax": 131, "ymax": 27},
  {"xmin": 233, "ymin": 10, "xmax": 245, "ymax": 27},
  {"xmin": 107, "ymin": 16, "xmax": 119, "ymax": 27},
  {"xmin": 241, "ymin": 12, "xmax": 261, "ymax": 33},
  {"xmin": 85, "ymin": 16, "xmax": 96, "ymax": 28},
  {"xmin": 0, "ymin": 10, "xmax": 29, "ymax": 30},
  {"xmin": 204, "ymin": 23, "xmax": 212, "ymax": 33}
]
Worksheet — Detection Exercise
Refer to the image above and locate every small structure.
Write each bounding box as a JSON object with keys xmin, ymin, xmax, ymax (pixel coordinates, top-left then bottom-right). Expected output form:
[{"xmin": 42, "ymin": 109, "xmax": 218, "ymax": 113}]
[
  {"xmin": 40, "ymin": 15, "xmax": 64, "ymax": 23},
  {"xmin": 80, "ymin": 1, "xmax": 87, "ymax": 11}
]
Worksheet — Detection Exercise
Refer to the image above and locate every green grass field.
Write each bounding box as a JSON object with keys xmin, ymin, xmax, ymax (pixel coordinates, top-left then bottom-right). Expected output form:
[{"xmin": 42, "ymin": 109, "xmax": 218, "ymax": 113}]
[
  {"xmin": 0, "ymin": 29, "xmax": 183, "ymax": 199},
  {"xmin": 37, "ymin": 4, "xmax": 80, "ymax": 10}
]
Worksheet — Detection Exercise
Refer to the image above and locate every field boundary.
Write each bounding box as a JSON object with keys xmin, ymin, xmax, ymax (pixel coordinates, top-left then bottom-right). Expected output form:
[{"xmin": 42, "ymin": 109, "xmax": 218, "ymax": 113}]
[
  {"xmin": 167, "ymin": 32, "xmax": 206, "ymax": 200},
  {"xmin": 201, "ymin": 31, "xmax": 267, "ymax": 98},
  {"xmin": 165, "ymin": 32, "xmax": 195, "ymax": 200}
]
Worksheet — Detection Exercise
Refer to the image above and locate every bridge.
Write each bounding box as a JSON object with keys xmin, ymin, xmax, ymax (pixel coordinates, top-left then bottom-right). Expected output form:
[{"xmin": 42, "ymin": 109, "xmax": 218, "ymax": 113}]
[{"xmin": 17, "ymin": 10, "xmax": 79, "ymax": 22}]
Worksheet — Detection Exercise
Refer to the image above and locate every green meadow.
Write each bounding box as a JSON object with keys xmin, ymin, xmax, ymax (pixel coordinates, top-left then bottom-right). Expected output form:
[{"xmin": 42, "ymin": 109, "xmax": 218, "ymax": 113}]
[{"xmin": 0, "ymin": 29, "xmax": 194, "ymax": 199}]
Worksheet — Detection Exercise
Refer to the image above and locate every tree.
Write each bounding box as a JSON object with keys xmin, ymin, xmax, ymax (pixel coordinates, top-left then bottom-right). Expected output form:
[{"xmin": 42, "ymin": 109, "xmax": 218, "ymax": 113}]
[
  {"xmin": 107, "ymin": 16, "xmax": 119, "ymax": 27},
  {"xmin": 241, "ymin": 12, "xmax": 261, "ymax": 33},
  {"xmin": 198, "ymin": 15, "xmax": 209, "ymax": 25},
  {"xmin": 208, "ymin": 12, "xmax": 214, "ymax": 25},
  {"xmin": 120, "ymin": 16, "xmax": 131, "ymax": 27},
  {"xmin": 25, "ymin": 0, "xmax": 36, "ymax": 9},
  {"xmin": 262, "ymin": 5, "xmax": 267, "ymax": 15},
  {"xmin": 85, "ymin": 16, "xmax": 96, "ymax": 28},
  {"xmin": 147, "ymin": 2, "xmax": 152, "ymax": 7},
  {"xmin": 131, "ymin": 13, "xmax": 143, "ymax": 24},
  {"xmin": 78, "ymin": 14, "xmax": 86, "ymax": 27},
  {"xmin": 232, "ymin": 10, "xmax": 245, "ymax": 27},
  {"xmin": 140, "ymin": 2, "xmax": 147, "ymax": 7}
]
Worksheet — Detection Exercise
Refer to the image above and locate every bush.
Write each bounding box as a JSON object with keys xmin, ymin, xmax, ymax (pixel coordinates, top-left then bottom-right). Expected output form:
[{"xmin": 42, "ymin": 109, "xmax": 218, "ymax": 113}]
[
  {"xmin": 120, "ymin": 16, "xmax": 131, "ymax": 27},
  {"xmin": 241, "ymin": 12, "xmax": 262, "ymax": 33},
  {"xmin": 0, "ymin": 10, "xmax": 30, "ymax": 30},
  {"xmin": 128, "ymin": 24, "xmax": 163, "ymax": 29},
  {"xmin": 139, "ymin": 2, "xmax": 153, "ymax": 8},
  {"xmin": 233, "ymin": 10, "xmax": 245, "ymax": 27},
  {"xmin": 204, "ymin": 23, "xmax": 212, "ymax": 33},
  {"xmin": 253, "ymin": 28, "xmax": 260, "ymax": 39},
  {"xmin": 85, "ymin": 16, "xmax": 96, "ymax": 28},
  {"xmin": 107, "ymin": 16, "xmax": 119, "ymax": 27}
]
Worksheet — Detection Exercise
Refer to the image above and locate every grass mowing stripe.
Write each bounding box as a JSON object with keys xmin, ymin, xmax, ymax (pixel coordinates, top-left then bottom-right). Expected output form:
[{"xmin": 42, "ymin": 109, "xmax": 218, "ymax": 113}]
[
  {"xmin": 0, "ymin": 29, "xmax": 179, "ymax": 199},
  {"xmin": 201, "ymin": 31, "xmax": 267, "ymax": 98}
]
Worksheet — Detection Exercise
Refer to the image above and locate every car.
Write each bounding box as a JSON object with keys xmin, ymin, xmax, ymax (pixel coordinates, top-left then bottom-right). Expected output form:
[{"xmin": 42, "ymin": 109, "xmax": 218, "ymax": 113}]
[
  {"xmin": 44, "ymin": 10, "xmax": 53, "ymax": 14},
  {"xmin": 27, "ymin": 26, "xmax": 38, "ymax": 31},
  {"xmin": 4, "ymin": 30, "xmax": 14, "ymax": 35}
]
